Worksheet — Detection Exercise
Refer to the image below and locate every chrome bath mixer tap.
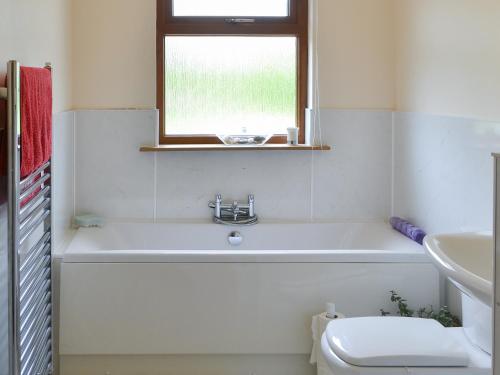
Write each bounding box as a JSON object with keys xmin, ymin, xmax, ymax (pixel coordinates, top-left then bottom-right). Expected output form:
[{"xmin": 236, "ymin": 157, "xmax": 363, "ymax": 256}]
[{"xmin": 208, "ymin": 194, "xmax": 258, "ymax": 226}]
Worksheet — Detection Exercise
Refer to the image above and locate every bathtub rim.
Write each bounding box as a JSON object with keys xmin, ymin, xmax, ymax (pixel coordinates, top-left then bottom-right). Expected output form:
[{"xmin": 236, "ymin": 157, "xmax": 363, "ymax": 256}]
[{"xmin": 59, "ymin": 220, "xmax": 430, "ymax": 264}]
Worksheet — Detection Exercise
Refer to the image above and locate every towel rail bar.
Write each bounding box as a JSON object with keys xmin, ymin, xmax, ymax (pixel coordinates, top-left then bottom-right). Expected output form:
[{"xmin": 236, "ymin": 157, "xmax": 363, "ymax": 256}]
[
  {"xmin": 20, "ymin": 281, "xmax": 50, "ymax": 325},
  {"xmin": 31, "ymin": 344, "xmax": 52, "ymax": 375},
  {"xmin": 26, "ymin": 339, "xmax": 52, "ymax": 375},
  {"xmin": 20, "ymin": 232, "xmax": 51, "ymax": 273},
  {"xmin": 20, "ymin": 259, "xmax": 50, "ymax": 304},
  {"xmin": 20, "ymin": 161, "xmax": 51, "ymax": 190},
  {"xmin": 20, "ymin": 255, "xmax": 50, "ymax": 290},
  {"xmin": 20, "ymin": 279, "xmax": 50, "ymax": 322},
  {"xmin": 20, "ymin": 260, "xmax": 50, "ymax": 313},
  {"xmin": 19, "ymin": 198, "xmax": 51, "ymax": 233},
  {"xmin": 19, "ymin": 188, "xmax": 51, "ymax": 222},
  {"xmin": 20, "ymin": 306, "xmax": 51, "ymax": 358},
  {"xmin": 35, "ymin": 348, "xmax": 52, "ymax": 375},
  {"xmin": 19, "ymin": 282, "xmax": 51, "ymax": 335},
  {"xmin": 19, "ymin": 173, "xmax": 51, "ymax": 202},
  {"xmin": 20, "ymin": 322, "xmax": 51, "ymax": 375},
  {"xmin": 20, "ymin": 304, "xmax": 51, "ymax": 353},
  {"xmin": 3, "ymin": 60, "xmax": 53, "ymax": 375},
  {"xmin": 20, "ymin": 211, "xmax": 51, "ymax": 246}
]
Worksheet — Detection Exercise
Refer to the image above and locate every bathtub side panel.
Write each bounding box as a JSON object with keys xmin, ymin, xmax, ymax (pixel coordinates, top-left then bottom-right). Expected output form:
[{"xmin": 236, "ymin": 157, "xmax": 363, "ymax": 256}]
[{"xmin": 59, "ymin": 262, "xmax": 439, "ymax": 355}]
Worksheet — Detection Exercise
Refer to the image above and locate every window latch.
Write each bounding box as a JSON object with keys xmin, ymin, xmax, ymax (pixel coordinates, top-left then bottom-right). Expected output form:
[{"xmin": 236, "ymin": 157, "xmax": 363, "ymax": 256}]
[{"xmin": 224, "ymin": 18, "xmax": 256, "ymax": 24}]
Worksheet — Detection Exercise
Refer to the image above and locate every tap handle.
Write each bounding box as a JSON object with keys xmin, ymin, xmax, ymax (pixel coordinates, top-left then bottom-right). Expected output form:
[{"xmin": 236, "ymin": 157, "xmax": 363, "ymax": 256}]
[
  {"xmin": 208, "ymin": 194, "xmax": 222, "ymax": 207},
  {"xmin": 248, "ymin": 195, "xmax": 255, "ymax": 217},
  {"xmin": 209, "ymin": 194, "xmax": 222, "ymax": 218}
]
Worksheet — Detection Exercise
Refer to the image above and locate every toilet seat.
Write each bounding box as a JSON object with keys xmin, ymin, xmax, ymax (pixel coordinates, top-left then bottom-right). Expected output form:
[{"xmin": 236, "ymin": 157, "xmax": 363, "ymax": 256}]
[
  {"xmin": 321, "ymin": 317, "xmax": 491, "ymax": 375},
  {"xmin": 325, "ymin": 317, "xmax": 468, "ymax": 367}
]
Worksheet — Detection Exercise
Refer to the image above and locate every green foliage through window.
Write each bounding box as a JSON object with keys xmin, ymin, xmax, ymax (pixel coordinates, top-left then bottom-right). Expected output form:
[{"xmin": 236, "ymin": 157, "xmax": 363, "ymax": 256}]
[{"xmin": 164, "ymin": 36, "xmax": 297, "ymax": 136}]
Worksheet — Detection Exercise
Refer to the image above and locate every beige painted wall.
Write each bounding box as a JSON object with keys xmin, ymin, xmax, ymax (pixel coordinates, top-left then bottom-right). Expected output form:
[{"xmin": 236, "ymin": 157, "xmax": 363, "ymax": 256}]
[
  {"xmin": 317, "ymin": 0, "xmax": 395, "ymax": 109},
  {"xmin": 71, "ymin": 0, "xmax": 396, "ymax": 110},
  {"xmin": 395, "ymin": 0, "xmax": 500, "ymax": 121},
  {"xmin": 0, "ymin": 0, "xmax": 72, "ymax": 112},
  {"xmin": 71, "ymin": 0, "xmax": 157, "ymax": 109},
  {"xmin": 5, "ymin": 0, "xmax": 499, "ymax": 118}
]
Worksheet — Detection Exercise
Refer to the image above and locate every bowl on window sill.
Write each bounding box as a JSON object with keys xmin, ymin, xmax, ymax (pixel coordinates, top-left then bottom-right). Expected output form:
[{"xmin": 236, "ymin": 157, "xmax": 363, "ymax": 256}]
[{"xmin": 217, "ymin": 134, "xmax": 273, "ymax": 146}]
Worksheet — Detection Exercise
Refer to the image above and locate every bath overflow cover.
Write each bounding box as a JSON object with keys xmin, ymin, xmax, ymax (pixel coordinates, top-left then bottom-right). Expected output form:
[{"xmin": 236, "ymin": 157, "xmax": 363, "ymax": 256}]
[{"xmin": 228, "ymin": 231, "xmax": 243, "ymax": 246}]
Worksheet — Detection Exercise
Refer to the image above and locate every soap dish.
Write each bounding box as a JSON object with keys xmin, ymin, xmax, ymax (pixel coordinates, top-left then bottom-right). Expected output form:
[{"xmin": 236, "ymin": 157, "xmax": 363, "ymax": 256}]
[{"xmin": 74, "ymin": 214, "xmax": 105, "ymax": 228}]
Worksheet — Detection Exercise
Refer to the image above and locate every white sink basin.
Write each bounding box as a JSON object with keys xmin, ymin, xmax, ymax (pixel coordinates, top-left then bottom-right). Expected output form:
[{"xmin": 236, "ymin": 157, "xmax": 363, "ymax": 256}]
[{"xmin": 423, "ymin": 233, "xmax": 493, "ymax": 306}]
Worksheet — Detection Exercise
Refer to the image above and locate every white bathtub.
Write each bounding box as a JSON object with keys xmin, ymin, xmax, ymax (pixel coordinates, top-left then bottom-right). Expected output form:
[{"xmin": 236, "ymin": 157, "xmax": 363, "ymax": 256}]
[
  {"xmin": 63, "ymin": 221, "xmax": 427, "ymax": 263},
  {"xmin": 59, "ymin": 221, "xmax": 439, "ymax": 374}
]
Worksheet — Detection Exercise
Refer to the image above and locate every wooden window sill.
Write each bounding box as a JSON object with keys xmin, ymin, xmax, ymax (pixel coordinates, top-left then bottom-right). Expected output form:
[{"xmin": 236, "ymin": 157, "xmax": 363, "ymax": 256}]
[{"xmin": 140, "ymin": 144, "xmax": 331, "ymax": 152}]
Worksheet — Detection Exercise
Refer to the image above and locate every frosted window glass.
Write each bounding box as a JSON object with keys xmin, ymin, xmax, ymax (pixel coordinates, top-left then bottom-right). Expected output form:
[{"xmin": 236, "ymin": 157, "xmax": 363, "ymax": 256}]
[
  {"xmin": 173, "ymin": 0, "xmax": 289, "ymax": 17},
  {"xmin": 164, "ymin": 36, "xmax": 297, "ymax": 136}
]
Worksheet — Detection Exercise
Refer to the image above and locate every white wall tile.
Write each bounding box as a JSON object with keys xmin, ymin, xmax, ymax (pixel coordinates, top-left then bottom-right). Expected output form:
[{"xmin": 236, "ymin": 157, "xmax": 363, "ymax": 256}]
[
  {"xmin": 75, "ymin": 110, "xmax": 156, "ymax": 220},
  {"xmin": 52, "ymin": 111, "xmax": 75, "ymax": 250},
  {"xmin": 72, "ymin": 109, "xmax": 393, "ymax": 222},
  {"xmin": 312, "ymin": 110, "xmax": 393, "ymax": 221},
  {"xmin": 155, "ymin": 151, "xmax": 313, "ymax": 221},
  {"xmin": 65, "ymin": 109, "xmax": 500, "ymax": 228},
  {"xmin": 155, "ymin": 109, "xmax": 393, "ymax": 221},
  {"xmin": 393, "ymin": 112, "xmax": 500, "ymax": 234}
]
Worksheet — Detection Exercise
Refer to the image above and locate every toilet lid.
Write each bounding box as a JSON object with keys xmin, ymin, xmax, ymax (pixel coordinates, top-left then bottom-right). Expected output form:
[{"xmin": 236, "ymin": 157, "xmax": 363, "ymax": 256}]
[{"xmin": 325, "ymin": 317, "xmax": 469, "ymax": 367}]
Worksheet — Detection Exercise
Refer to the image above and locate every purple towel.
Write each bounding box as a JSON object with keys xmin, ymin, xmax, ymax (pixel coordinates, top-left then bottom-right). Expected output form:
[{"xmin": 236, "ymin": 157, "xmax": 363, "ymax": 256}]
[{"xmin": 390, "ymin": 217, "xmax": 427, "ymax": 245}]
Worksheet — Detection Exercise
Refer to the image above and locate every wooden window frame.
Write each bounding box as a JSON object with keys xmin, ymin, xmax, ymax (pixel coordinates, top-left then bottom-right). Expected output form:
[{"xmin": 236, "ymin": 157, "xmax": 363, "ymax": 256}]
[{"xmin": 157, "ymin": 0, "xmax": 308, "ymax": 145}]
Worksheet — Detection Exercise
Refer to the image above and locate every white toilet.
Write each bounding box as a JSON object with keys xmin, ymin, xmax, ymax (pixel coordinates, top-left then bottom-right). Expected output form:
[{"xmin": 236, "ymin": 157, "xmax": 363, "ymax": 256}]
[{"xmin": 321, "ymin": 316, "xmax": 491, "ymax": 375}]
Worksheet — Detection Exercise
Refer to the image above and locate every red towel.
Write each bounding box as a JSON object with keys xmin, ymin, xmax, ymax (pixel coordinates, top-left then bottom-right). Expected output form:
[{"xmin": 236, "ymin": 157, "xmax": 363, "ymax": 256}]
[
  {"xmin": 0, "ymin": 74, "xmax": 6, "ymax": 205},
  {"xmin": 0, "ymin": 73, "xmax": 6, "ymax": 178},
  {"xmin": 20, "ymin": 67, "xmax": 52, "ymax": 179}
]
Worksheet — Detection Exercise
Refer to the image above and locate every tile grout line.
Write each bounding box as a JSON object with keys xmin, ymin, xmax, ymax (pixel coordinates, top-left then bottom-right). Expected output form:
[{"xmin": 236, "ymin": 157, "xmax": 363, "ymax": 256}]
[
  {"xmin": 390, "ymin": 111, "xmax": 395, "ymax": 218},
  {"xmin": 153, "ymin": 153, "xmax": 158, "ymax": 223},
  {"xmin": 153, "ymin": 111, "xmax": 159, "ymax": 223},
  {"xmin": 73, "ymin": 111, "xmax": 77, "ymax": 220},
  {"xmin": 310, "ymin": 151, "xmax": 315, "ymax": 222}
]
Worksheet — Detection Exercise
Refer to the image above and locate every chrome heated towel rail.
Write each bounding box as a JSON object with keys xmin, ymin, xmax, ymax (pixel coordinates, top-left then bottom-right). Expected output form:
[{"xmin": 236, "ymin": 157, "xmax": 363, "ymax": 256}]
[{"xmin": 1, "ymin": 61, "xmax": 53, "ymax": 375}]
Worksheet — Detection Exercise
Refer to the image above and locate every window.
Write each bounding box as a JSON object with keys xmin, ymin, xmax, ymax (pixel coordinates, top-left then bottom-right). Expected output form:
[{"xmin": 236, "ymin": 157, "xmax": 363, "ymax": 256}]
[{"xmin": 157, "ymin": 0, "xmax": 308, "ymax": 144}]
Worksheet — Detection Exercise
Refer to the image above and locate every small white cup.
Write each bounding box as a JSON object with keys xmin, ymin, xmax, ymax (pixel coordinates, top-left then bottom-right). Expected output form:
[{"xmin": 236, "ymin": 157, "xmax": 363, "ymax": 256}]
[{"xmin": 287, "ymin": 127, "xmax": 299, "ymax": 145}]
